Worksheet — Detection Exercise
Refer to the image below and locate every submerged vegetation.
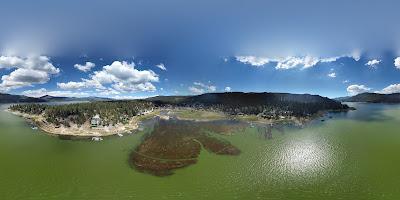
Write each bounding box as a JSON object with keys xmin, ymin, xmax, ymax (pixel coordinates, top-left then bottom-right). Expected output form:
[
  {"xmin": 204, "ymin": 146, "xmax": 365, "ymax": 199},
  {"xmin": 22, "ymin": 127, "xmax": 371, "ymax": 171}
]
[
  {"xmin": 8, "ymin": 92, "xmax": 352, "ymax": 176},
  {"xmin": 130, "ymin": 119, "xmax": 243, "ymax": 176}
]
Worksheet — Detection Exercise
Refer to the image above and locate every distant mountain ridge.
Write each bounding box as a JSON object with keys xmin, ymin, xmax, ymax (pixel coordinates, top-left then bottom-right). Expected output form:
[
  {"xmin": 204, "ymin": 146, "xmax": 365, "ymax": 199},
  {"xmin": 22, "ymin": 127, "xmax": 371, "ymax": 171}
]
[
  {"xmin": 148, "ymin": 92, "xmax": 344, "ymax": 106},
  {"xmin": 38, "ymin": 95, "xmax": 112, "ymax": 102},
  {"xmin": 336, "ymin": 93, "xmax": 400, "ymax": 103},
  {"xmin": 0, "ymin": 93, "xmax": 46, "ymax": 103},
  {"xmin": 0, "ymin": 93, "xmax": 111, "ymax": 103}
]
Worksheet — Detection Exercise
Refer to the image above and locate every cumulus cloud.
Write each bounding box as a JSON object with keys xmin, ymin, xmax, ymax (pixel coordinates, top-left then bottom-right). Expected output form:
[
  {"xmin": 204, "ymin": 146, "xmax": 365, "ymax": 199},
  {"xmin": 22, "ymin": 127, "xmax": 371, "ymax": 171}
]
[
  {"xmin": 0, "ymin": 55, "xmax": 59, "ymax": 91},
  {"xmin": 74, "ymin": 62, "xmax": 95, "ymax": 72},
  {"xmin": 347, "ymin": 84, "xmax": 371, "ymax": 95},
  {"xmin": 236, "ymin": 50, "xmax": 362, "ymax": 70},
  {"xmin": 235, "ymin": 56, "xmax": 270, "ymax": 67},
  {"xmin": 189, "ymin": 81, "xmax": 216, "ymax": 94},
  {"xmin": 365, "ymin": 59, "xmax": 381, "ymax": 68},
  {"xmin": 57, "ymin": 61, "xmax": 159, "ymax": 93},
  {"xmin": 22, "ymin": 88, "xmax": 89, "ymax": 98},
  {"xmin": 394, "ymin": 57, "xmax": 400, "ymax": 69},
  {"xmin": 189, "ymin": 86, "xmax": 204, "ymax": 94},
  {"xmin": 377, "ymin": 84, "xmax": 400, "ymax": 94},
  {"xmin": 327, "ymin": 72, "xmax": 336, "ymax": 78},
  {"xmin": 350, "ymin": 49, "xmax": 361, "ymax": 61},
  {"xmin": 276, "ymin": 56, "xmax": 321, "ymax": 69},
  {"xmin": 156, "ymin": 63, "xmax": 166, "ymax": 71},
  {"xmin": 224, "ymin": 86, "xmax": 231, "ymax": 92},
  {"xmin": 57, "ymin": 81, "xmax": 87, "ymax": 90}
]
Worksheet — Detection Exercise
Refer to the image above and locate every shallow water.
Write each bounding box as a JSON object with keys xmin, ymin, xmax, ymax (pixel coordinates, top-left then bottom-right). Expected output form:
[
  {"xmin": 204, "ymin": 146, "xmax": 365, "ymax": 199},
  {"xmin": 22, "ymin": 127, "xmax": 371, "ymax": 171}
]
[{"xmin": 1, "ymin": 103, "xmax": 400, "ymax": 199}]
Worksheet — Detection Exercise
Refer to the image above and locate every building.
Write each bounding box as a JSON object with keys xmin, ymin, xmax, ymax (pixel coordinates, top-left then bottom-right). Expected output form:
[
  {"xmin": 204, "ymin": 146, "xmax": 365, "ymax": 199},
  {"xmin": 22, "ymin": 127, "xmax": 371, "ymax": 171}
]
[{"xmin": 91, "ymin": 114, "xmax": 101, "ymax": 127}]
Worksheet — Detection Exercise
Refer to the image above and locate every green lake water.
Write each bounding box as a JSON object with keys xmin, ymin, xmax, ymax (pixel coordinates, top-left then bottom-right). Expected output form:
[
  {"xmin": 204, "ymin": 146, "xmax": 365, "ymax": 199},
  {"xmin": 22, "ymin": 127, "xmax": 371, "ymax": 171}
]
[{"xmin": 1, "ymin": 103, "xmax": 400, "ymax": 199}]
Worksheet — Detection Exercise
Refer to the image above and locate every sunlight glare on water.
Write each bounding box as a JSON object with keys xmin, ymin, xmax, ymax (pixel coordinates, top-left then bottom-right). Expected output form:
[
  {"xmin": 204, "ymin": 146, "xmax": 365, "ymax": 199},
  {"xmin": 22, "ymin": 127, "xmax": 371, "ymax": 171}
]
[{"xmin": 274, "ymin": 136, "xmax": 333, "ymax": 178}]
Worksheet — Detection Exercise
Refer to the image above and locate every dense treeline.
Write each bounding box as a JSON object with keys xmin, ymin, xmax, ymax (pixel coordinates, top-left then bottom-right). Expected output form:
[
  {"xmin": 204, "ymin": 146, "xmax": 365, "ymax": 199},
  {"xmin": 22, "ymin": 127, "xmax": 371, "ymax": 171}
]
[
  {"xmin": 10, "ymin": 92, "xmax": 350, "ymax": 127},
  {"xmin": 10, "ymin": 101, "xmax": 153, "ymax": 127},
  {"xmin": 150, "ymin": 92, "xmax": 350, "ymax": 118}
]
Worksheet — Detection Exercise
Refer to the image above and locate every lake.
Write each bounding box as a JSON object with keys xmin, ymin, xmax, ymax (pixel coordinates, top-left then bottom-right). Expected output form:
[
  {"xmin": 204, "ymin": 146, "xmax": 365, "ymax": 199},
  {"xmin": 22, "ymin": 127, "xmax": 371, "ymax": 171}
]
[{"xmin": 1, "ymin": 102, "xmax": 400, "ymax": 199}]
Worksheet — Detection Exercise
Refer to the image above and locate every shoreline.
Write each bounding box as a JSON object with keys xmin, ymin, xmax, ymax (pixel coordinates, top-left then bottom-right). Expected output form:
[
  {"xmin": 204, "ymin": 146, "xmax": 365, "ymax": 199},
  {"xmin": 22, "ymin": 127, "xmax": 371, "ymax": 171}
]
[
  {"xmin": 7, "ymin": 107, "xmax": 350, "ymax": 137},
  {"xmin": 7, "ymin": 109, "xmax": 158, "ymax": 137}
]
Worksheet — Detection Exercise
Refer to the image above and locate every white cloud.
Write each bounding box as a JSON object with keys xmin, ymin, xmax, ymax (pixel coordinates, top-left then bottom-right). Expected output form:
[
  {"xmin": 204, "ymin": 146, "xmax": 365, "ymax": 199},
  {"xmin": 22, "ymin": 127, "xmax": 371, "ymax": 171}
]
[
  {"xmin": 22, "ymin": 88, "xmax": 89, "ymax": 98},
  {"xmin": 112, "ymin": 82, "xmax": 156, "ymax": 92},
  {"xmin": 377, "ymin": 84, "xmax": 400, "ymax": 94},
  {"xmin": 57, "ymin": 81, "xmax": 87, "ymax": 90},
  {"xmin": 342, "ymin": 80, "xmax": 349, "ymax": 84},
  {"xmin": 347, "ymin": 84, "xmax": 371, "ymax": 95},
  {"xmin": 74, "ymin": 62, "xmax": 95, "ymax": 72},
  {"xmin": 189, "ymin": 86, "xmax": 204, "ymax": 94},
  {"xmin": 327, "ymin": 72, "xmax": 336, "ymax": 78},
  {"xmin": 156, "ymin": 63, "xmax": 166, "ymax": 71},
  {"xmin": 189, "ymin": 81, "xmax": 216, "ymax": 94},
  {"xmin": 57, "ymin": 61, "xmax": 159, "ymax": 93},
  {"xmin": 95, "ymin": 88, "xmax": 120, "ymax": 96},
  {"xmin": 194, "ymin": 82, "xmax": 216, "ymax": 91},
  {"xmin": 365, "ymin": 59, "xmax": 381, "ymax": 68},
  {"xmin": 394, "ymin": 57, "xmax": 400, "ymax": 69},
  {"xmin": 224, "ymin": 86, "xmax": 231, "ymax": 92},
  {"xmin": 113, "ymin": 95, "xmax": 154, "ymax": 100},
  {"xmin": 0, "ymin": 55, "xmax": 59, "ymax": 91},
  {"xmin": 275, "ymin": 55, "xmax": 341, "ymax": 69},
  {"xmin": 350, "ymin": 49, "xmax": 361, "ymax": 61},
  {"xmin": 235, "ymin": 56, "xmax": 270, "ymax": 67},
  {"xmin": 237, "ymin": 50, "xmax": 362, "ymax": 70}
]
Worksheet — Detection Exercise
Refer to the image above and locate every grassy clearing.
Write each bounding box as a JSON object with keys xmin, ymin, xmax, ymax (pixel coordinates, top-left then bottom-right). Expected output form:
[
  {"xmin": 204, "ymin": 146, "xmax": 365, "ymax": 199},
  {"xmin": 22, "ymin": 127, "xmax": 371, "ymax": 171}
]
[{"xmin": 172, "ymin": 109, "xmax": 227, "ymax": 121}]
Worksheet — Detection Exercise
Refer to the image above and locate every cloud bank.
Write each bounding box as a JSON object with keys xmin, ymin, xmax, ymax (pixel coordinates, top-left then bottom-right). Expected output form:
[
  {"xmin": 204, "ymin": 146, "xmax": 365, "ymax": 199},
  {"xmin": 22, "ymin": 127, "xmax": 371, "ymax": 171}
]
[
  {"xmin": 0, "ymin": 55, "xmax": 59, "ymax": 91},
  {"xmin": 57, "ymin": 61, "xmax": 159, "ymax": 94}
]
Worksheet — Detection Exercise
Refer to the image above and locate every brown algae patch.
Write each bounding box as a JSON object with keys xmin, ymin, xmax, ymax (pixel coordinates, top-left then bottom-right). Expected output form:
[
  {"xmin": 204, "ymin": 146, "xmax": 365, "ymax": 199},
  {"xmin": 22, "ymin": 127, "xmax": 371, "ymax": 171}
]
[{"xmin": 130, "ymin": 119, "xmax": 243, "ymax": 176}]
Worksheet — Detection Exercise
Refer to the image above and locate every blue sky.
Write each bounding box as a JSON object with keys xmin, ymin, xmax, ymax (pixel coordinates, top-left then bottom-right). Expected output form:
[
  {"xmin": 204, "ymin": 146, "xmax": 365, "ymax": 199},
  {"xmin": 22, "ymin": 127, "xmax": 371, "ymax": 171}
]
[{"xmin": 1, "ymin": 0, "xmax": 400, "ymax": 98}]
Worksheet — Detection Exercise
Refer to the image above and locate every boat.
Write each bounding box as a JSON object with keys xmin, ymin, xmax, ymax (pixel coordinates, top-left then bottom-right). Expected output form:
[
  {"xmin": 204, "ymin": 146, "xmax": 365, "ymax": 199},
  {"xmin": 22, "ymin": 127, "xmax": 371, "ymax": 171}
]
[
  {"xmin": 117, "ymin": 133, "xmax": 123, "ymax": 137},
  {"xmin": 31, "ymin": 126, "xmax": 38, "ymax": 130},
  {"xmin": 91, "ymin": 136, "xmax": 103, "ymax": 141}
]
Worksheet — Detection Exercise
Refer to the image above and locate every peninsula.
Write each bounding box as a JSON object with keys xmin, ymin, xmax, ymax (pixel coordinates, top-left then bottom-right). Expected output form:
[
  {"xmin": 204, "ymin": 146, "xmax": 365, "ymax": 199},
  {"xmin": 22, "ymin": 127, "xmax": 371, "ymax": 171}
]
[{"xmin": 8, "ymin": 92, "xmax": 351, "ymax": 137}]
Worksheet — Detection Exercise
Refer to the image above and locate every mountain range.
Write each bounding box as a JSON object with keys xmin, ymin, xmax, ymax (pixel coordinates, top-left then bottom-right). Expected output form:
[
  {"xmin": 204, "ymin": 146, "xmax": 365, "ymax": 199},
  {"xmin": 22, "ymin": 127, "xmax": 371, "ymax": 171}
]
[
  {"xmin": 336, "ymin": 93, "xmax": 400, "ymax": 103},
  {"xmin": 0, "ymin": 93, "xmax": 111, "ymax": 103}
]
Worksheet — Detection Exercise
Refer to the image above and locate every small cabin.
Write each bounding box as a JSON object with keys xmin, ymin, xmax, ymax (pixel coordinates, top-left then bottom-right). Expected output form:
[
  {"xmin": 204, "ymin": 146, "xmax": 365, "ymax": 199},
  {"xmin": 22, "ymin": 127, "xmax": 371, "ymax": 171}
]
[{"xmin": 91, "ymin": 114, "xmax": 101, "ymax": 127}]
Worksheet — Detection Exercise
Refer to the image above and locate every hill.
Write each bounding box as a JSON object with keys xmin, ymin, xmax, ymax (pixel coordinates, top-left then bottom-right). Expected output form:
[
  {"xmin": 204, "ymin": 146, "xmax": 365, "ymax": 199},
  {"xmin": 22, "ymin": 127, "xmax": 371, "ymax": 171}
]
[
  {"xmin": 38, "ymin": 95, "xmax": 112, "ymax": 102},
  {"xmin": 336, "ymin": 93, "xmax": 400, "ymax": 103},
  {"xmin": 0, "ymin": 93, "xmax": 112, "ymax": 103},
  {"xmin": 0, "ymin": 93, "xmax": 46, "ymax": 103},
  {"xmin": 148, "ymin": 92, "xmax": 350, "ymax": 116}
]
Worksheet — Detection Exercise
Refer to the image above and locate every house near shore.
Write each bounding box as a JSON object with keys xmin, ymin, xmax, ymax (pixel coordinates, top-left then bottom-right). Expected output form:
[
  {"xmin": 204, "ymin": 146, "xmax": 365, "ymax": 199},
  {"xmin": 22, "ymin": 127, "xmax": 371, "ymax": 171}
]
[
  {"xmin": 138, "ymin": 108, "xmax": 154, "ymax": 116},
  {"xmin": 91, "ymin": 114, "xmax": 102, "ymax": 127}
]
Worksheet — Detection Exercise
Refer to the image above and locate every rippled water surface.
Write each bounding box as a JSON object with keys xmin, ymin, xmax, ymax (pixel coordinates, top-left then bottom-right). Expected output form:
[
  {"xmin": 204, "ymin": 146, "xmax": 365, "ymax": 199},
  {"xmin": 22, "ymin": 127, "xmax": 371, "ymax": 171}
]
[{"xmin": 1, "ymin": 103, "xmax": 400, "ymax": 199}]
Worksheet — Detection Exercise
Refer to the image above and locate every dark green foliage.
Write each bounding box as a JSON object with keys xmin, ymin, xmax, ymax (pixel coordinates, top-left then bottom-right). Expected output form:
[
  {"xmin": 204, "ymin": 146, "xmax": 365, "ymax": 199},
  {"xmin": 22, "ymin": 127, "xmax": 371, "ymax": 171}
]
[
  {"xmin": 10, "ymin": 100, "xmax": 153, "ymax": 126},
  {"xmin": 10, "ymin": 104, "xmax": 48, "ymax": 115},
  {"xmin": 150, "ymin": 92, "xmax": 350, "ymax": 117},
  {"xmin": 10, "ymin": 92, "xmax": 350, "ymax": 126}
]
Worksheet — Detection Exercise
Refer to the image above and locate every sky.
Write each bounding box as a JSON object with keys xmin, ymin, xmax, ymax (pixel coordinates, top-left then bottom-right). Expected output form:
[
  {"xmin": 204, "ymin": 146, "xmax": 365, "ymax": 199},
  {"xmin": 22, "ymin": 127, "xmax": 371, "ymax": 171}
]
[{"xmin": 1, "ymin": 0, "xmax": 400, "ymax": 98}]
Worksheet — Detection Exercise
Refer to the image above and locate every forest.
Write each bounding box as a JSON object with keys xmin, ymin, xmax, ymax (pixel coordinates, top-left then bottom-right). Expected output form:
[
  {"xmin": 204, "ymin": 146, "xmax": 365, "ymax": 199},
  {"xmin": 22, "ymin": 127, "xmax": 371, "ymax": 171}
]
[
  {"xmin": 10, "ymin": 92, "xmax": 351, "ymax": 127},
  {"xmin": 10, "ymin": 101, "xmax": 153, "ymax": 127}
]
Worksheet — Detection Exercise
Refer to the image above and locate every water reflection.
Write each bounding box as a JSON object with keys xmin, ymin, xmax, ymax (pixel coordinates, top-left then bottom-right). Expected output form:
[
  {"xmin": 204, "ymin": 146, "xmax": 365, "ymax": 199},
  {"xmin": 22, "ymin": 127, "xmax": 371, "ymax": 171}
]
[
  {"xmin": 333, "ymin": 102, "xmax": 400, "ymax": 122},
  {"xmin": 273, "ymin": 137, "xmax": 332, "ymax": 177}
]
